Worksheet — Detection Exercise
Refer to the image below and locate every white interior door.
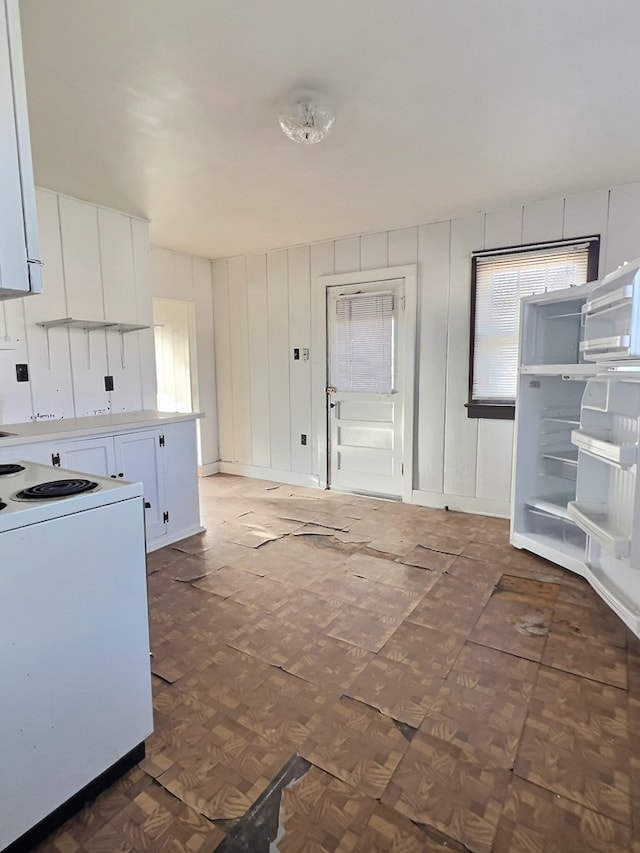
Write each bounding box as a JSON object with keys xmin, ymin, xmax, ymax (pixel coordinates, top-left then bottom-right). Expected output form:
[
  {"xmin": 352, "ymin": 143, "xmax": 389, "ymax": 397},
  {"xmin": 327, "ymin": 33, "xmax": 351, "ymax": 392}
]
[{"xmin": 327, "ymin": 279, "xmax": 405, "ymax": 497}]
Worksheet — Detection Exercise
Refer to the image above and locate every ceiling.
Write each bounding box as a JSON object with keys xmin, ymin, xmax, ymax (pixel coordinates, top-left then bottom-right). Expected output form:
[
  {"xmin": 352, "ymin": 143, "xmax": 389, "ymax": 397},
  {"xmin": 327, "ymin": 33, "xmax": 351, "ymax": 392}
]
[{"xmin": 19, "ymin": 0, "xmax": 640, "ymax": 259}]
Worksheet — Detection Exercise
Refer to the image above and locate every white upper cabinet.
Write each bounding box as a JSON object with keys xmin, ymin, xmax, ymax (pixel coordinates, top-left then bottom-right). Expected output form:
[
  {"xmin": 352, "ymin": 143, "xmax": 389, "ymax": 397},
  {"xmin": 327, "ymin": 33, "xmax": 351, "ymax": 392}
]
[{"xmin": 0, "ymin": 0, "xmax": 41, "ymax": 299}]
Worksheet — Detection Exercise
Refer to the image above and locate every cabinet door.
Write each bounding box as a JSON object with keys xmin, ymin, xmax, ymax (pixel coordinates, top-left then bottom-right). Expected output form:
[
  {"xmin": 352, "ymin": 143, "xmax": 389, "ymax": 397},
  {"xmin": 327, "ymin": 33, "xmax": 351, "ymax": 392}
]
[
  {"xmin": 0, "ymin": 441, "xmax": 56, "ymax": 466},
  {"xmin": 57, "ymin": 436, "xmax": 116, "ymax": 478},
  {"xmin": 114, "ymin": 430, "xmax": 166, "ymax": 543},
  {"xmin": 0, "ymin": 1, "xmax": 29, "ymax": 297},
  {"xmin": 161, "ymin": 420, "xmax": 201, "ymax": 539}
]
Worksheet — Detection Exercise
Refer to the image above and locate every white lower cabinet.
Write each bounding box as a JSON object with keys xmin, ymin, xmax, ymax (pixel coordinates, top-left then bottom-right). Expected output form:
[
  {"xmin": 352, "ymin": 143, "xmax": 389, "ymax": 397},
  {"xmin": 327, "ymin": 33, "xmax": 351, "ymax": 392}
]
[{"xmin": 0, "ymin": 417, "xmax": 202, "ymax": 550}]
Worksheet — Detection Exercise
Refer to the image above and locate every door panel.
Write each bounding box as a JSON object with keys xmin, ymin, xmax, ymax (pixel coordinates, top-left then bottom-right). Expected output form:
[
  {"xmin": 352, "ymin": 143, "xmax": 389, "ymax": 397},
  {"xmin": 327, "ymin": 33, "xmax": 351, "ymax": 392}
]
[
  {"xmin": 327, "ymin": 279, "xmax": 404, "ymax": 497},
  {"xmin": 114, "ymin": 430, "xmax": 166, "ymax": 542},
  {"xmin": 58, "ymin": 437, "xmax": 115, "ymax": 478}
]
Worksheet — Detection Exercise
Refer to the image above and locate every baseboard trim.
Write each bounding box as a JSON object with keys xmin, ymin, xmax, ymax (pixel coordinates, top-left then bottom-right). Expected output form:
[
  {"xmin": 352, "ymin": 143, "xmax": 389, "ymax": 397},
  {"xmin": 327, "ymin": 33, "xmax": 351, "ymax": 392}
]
[
  {"xmin": 200, "ymin": 461, "xmax": 220, "ymax": 476},
  {"xmin": 146, "ymin": 524, "xmax": 206, "ymax": 553},
  {"xmin": 218, "ymin": 462, "xmax": 321, "ymax": 489},
  {"xmin": 411, "ymin": 489, "xmax": 510, "ymax": 519}
]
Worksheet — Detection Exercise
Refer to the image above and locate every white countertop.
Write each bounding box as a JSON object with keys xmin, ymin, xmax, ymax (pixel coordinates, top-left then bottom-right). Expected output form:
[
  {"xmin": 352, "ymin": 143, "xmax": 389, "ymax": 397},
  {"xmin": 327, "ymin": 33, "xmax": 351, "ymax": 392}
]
[{"xmin": 0, "ymin": 410, "xmax": 203, "ymax": 447}]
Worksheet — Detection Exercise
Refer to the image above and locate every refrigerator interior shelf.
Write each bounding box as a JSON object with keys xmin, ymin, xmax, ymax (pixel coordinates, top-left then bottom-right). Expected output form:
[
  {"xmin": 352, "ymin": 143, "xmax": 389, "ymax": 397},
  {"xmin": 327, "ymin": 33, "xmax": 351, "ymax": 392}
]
[
  {"xmin": 525, "ymin": 496, "xmax": 575, "ymax": 521},
  {"xmin": 580, "ymin": 335, "xmax": 631, "ymax": 359},
  {"xmin": 521, "ymin": 364, "xmax": 599, "ymax": 376},
  {"xmin": 567, "ymin": 501, "xmax": 631, "ymax": 558},
  {"xmin": 541, "ymin": 449, "xmax": 578, "ymax": 465},
  {"xmin": 571, "ymin": 430, "xmax": 638, "ymax": 468},
  {"xmin": 543, "ymin": 415, "xmax": 580, "ymax": 426},
  {"xmin": 583, "ymin": 283, "xmax": 633, "ymax": 316}
]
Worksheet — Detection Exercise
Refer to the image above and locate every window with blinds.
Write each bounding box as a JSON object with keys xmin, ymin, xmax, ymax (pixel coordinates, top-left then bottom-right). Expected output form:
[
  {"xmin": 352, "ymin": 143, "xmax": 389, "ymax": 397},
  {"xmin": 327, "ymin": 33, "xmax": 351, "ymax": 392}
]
[
  {"xmin": 469, "ymin": 238, "xmax": 599, "ymax": 418},
  {"xmin": 335, "ymin": 292, "xmax": 395, "ymax": 393}
]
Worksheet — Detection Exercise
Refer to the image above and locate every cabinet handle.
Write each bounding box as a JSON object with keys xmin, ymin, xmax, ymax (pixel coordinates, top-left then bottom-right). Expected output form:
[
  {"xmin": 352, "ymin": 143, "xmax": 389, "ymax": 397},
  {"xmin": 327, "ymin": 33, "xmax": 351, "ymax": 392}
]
[
  {"xmin": 110, "ymin": 474, "xmax": 116, "ymax": 479},
  {"xmin": 144, "ymin": 501, "xmax": 151, "ymax": 509},
  {"xmin": 118, "ymin": 472, "xmax": 124, "ymax": 478}
]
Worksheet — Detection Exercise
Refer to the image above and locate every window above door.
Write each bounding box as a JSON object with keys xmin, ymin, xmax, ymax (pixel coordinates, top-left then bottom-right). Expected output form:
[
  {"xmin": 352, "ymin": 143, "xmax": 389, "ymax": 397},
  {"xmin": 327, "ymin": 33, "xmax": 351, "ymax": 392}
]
[{"xmin": 467, "ymin": 236, "xmax": 600, "ymax": 419}]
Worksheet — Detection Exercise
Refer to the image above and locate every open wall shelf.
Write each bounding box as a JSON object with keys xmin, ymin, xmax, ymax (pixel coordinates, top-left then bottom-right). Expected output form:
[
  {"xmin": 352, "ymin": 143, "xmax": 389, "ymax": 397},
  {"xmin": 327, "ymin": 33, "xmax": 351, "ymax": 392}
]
[{"xmin": 37, "ymin": 318, "xmax": 150, "ymax": 333}]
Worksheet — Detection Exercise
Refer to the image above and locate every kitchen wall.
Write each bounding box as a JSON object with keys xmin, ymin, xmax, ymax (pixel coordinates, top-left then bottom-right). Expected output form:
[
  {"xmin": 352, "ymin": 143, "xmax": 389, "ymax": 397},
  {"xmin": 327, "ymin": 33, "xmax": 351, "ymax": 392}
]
[
  {"xmin": 0, "ymin": 188, "xmax": 156, "ymax": 425},
  {"xmin": 210, "ymin": 180, "xmax": 640, "ymax": 516},
  {"xmin": 151, "ymin": 246, "xmax": 219, "ymax": 472}
]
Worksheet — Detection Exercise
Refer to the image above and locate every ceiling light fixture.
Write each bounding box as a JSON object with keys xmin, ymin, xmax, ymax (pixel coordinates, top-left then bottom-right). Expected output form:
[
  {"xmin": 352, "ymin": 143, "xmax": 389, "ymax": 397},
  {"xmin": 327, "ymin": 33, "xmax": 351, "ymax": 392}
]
[{"xmin": 277, "ymin": 89, "xmax": 335, "ymax": 144}]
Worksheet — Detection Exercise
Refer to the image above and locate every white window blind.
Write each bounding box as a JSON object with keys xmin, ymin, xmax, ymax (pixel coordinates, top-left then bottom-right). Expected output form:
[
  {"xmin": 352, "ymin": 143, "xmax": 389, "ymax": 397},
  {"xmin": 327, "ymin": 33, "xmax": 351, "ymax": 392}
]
[
  {"xmin": 472, "ymin": 242, "xmax": 591, "ymax": 402},
  {"xmin": 335, "ymin": 292, "xmax": 394, "ymax": 393}
]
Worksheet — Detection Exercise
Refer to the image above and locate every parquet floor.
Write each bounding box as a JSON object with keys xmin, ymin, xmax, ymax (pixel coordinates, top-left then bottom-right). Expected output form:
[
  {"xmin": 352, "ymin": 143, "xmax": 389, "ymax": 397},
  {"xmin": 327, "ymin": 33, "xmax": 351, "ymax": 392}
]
[{"xmin": 36, "ymin": 474, "xmax": 640, "ymax": 852}]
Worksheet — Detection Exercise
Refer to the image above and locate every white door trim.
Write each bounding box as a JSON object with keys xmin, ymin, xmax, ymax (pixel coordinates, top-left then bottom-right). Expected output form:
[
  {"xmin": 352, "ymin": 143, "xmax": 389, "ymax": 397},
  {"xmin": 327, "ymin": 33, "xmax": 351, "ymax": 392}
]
[{"xmin": 312, "ymin": 264, "xmax": 417, "ymax": 502}]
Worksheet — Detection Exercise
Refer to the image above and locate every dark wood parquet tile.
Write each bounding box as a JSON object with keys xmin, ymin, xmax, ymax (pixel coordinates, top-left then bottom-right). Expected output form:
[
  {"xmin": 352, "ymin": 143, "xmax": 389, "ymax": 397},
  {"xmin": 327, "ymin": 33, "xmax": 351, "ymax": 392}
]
[
  {"xmin": 282, "ymin": 634, "xmax": 373, "ymax": 691},
  {"xmin": 227, "ymin": 612, "xmax": 314, "ymax": 667},
  {"xmin": 155, "ymin": 714, "xmax": 291, "ymax": 820},
  {"xmin": 493, "ymin": 776, "xmax": 631, "ymax": 853},
  {"xmin": 447, "ymin": 642, "xmax": 539, "ymax": 699},
  {"xmin": 552, "ymin": 599, "xmax": 628, "ymax": 648},
  {"xmin": 233, "ymin": 669, "xmax": 338, "ymax": 751},
  {"xmin": 378, "ymin": 620, "xmax": 465, "ymax": 678},
  {"xmin": 419, "ymin": 678, "xmax": 530, "ymax": 769},
  {"xmin": 343, "ymin": 552, "xmax": 439, "ymax": 596},
  {"xmin": 542, "ymin": 628, "xmax": 628, "ymax": 688},
  {"xmin": 325, "ymin": 603, "xmax": 403, "ymax": 652},
  {"xmin": 34, "ymin": 767, "xmax": 153, "ymax": 851},
  {"xmin": 274, "ymin": 765, "xmax": 376, "ymax": 852},
  {"xmin": 515, "ymin": 668, "xmax": 631, "ymax": 824},
  {"xmin": 352, "ymin": 802, "xmax": 467, "ymax": 853},
  {"xmin": 446, "ymin": 553, "xmax": 503, "ymax": 588},
  {"xmin": 345, "ymin": 655, "xmax": 443, "ymax": 727},
  {"xmin": 299, "ymin": 696, "xmax": 408, "ymax": 798},
  {"xmin": 47, "ymin": 784, "xmax": 226, "ymax": 852},
  {"xmin": 406, "ymin": 573, "xmax": 493, "ymax": 635},
  {"xmin": 468, "ymin": 580, "xmax": 553, "ymax": 662},
  {"xmin": 381, "ymin": 730, "xmax": 510, "ymax": 853}
]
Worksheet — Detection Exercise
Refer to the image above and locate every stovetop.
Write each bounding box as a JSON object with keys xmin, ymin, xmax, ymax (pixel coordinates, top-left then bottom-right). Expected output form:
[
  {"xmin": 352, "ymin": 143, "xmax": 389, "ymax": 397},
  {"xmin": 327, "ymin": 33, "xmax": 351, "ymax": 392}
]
[{"xmin": 0, "ymin": 461, "xmax": 143, "ymax": 533}]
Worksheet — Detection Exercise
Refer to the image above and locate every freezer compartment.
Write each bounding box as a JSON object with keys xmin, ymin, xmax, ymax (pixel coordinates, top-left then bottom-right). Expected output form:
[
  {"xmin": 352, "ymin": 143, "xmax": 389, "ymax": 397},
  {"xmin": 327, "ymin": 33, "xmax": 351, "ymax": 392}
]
[
  {"xmin": 520, "ymin": 293, "xmax": 588, "ymax": 367},
  {"xmin": 581, "ymin": 258, "xmax": 640, "ymax": 361}
]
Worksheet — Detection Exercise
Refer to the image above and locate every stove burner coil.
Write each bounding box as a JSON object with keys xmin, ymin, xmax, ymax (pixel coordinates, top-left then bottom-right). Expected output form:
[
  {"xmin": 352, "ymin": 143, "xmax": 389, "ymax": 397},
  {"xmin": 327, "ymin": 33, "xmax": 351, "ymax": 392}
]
[
  {"xmin": 14, "ymin": 479, "xmax": 99, "ymax": 500},
  {"xmin": 0, "ymin": 464, "xmax": 26, "ymax": 476}
]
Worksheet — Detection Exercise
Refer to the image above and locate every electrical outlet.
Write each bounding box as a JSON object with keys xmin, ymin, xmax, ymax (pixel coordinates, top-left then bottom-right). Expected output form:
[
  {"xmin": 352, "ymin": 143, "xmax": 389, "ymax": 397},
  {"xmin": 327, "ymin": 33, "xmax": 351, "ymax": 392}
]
[
  {"xmin": 301, "ymin": 348, "xmax": 309, "ymax": 361},
  {"xmin": 104, "ymin": 375, "xmax": 114, "ymax": 391},
  {"xmin": 300, "ymin": 434, "xmax": 307, "ymax": 445},
  {"xmin": 293, "ymin": 348, "xmax": 300, "ymax": 360},
  {"xmin": 16, "ymin": 364, "xmax": 29, "ymax": 382}
]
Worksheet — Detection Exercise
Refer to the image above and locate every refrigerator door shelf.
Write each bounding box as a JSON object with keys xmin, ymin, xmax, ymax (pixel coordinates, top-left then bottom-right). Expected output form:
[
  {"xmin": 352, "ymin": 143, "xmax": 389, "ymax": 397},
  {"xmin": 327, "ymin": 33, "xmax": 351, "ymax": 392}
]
[
  {"xmin": 567, "ymin": 501, "xmax": 631, "ymax": 558},
  {"xmin": 571, "ymin": 430, "xmax": 638, "ymax": 468},
  {"xmin": 581, "ymin": 258, "xmax": 640, "ymax": 362}
]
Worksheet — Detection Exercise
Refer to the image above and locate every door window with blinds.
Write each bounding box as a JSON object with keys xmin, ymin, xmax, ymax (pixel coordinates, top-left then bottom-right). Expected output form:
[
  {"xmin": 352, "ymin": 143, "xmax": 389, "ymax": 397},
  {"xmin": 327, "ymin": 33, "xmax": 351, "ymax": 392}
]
[
  {"xmin": 334, "ymin": 291, "xmax": 395, "ymax": 393},
  {"xmin": 468, "ymin": 237, "xmax": 599, "ymax": 418}
]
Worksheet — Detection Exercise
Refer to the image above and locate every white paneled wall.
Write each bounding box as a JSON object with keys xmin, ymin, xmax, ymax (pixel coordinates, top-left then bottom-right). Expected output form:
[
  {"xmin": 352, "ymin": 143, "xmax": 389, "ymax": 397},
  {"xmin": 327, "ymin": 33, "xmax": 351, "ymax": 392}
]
[
  {"xmin": 212, "ymin": 180, "xmax": 640, "ymax": 516},
  {"xmin": 0, "ymin": 188, "xmax": 155, "ymax": 425},
  {"xmin": 150, "ymin": 246, "xmax": 218, "ymax": 470}
]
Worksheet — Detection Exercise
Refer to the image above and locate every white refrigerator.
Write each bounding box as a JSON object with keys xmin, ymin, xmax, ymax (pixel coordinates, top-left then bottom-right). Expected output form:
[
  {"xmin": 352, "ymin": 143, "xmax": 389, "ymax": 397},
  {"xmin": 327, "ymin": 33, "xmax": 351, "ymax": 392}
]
[{"xmin": 511, "ymin": 259, "xmax": 640, "ymax": 637}]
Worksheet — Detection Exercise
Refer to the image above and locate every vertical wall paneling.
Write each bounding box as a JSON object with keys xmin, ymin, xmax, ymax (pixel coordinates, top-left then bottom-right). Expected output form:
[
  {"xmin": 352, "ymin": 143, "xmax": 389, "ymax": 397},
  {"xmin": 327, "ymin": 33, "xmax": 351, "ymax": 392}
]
[
  {"xmin": 604, "ymin": 184, "xmax": 640, "ymax": 275},
  {"xmin": 0, "ymin": 299, "xmax": 32, "ymax": 422},
  {"xmin": 212, "ymin": 259, "xmax": 234, "ymax": 462},
  {"xmin": 484, "ymin": 205, "xmax": 523, "ymax": 249},
  {"xmin": 99, "ymin": 207, "xmax": 142, "ymax": 412},
  {"xmin": 266, "ymin": 250, "xmax": 291, "ymax": 471},
  {"xmin": 360, "ymin": 231, "xmax": 388, "ymax": 270},
  {"xmin": 476, "ymin": 419, "xmax": 515, "ymax": 501},
  {"xmin": 174, "ymin": 253, "xmax": 195, "ymax": 301},
  {"xmin": 310, "ymin": 241, "xmax": 335, "ymax": 482},
  {"xmin": 563, "ymin": 189, "xmax": 610, "ymax": 278},
  {"xmin": 288, "ymin": 245, "xmax": 312, "ymax": 473},
  {"xmin": 22, "ymin": 190, "xmax": 74, "ymax": 420},
  {"xmin": 58, "ymin": 196, "xmax": 110, "ymax": 417},
  {"xmin": 151, "ymin": 248, "xmax": 176, "ymax": 301},
  {"xmin": 416, "ymin": 220, "xmax": 450, "ymax": 493},
  {"xmin": 228, "ymin": 256, "xmax": 251, "ymax": 464},
  {"xmin": 193, "ymin": 257, "xmax": 218, "ymax": 466},
  {"xmin": 334, "ymin": 236, "xmax": 360, "ymax": 273},
  {"xmin": 388, "ymin": 227, "xmax": 418, "ymax": 267},
  {"xmin": 522, "ymin": 197, "xmax": 564, "ymax": 245},
  {"xmin": 246, "ymin": 254, "xmax": 271, "ymax": 468},
  {"xmin": 131, "ymin": 218, "xmax": 157, "ymax": 410},
  {"xmin": 443, "ymin": 214, "xmax": 485, "ymax": 496}
]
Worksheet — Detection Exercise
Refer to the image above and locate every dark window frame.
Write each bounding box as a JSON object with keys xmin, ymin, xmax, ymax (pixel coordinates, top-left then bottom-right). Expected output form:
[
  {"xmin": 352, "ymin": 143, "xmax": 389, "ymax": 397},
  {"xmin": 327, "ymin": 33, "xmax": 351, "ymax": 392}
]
[{"xmin": 467, "ymin": 236, "xmax": 600, "ymax": 420}]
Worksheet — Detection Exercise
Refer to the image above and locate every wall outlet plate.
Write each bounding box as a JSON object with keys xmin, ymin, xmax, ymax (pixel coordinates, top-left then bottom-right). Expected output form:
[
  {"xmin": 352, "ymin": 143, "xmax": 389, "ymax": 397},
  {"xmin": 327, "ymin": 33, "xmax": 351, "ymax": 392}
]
[
  {"xmin": 16, "ymin": 363, "xmax": 29, "ymax": 382},
  {"xmin": 104, "ymin": 375, "xmax": 114, "ymax": 391}
]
